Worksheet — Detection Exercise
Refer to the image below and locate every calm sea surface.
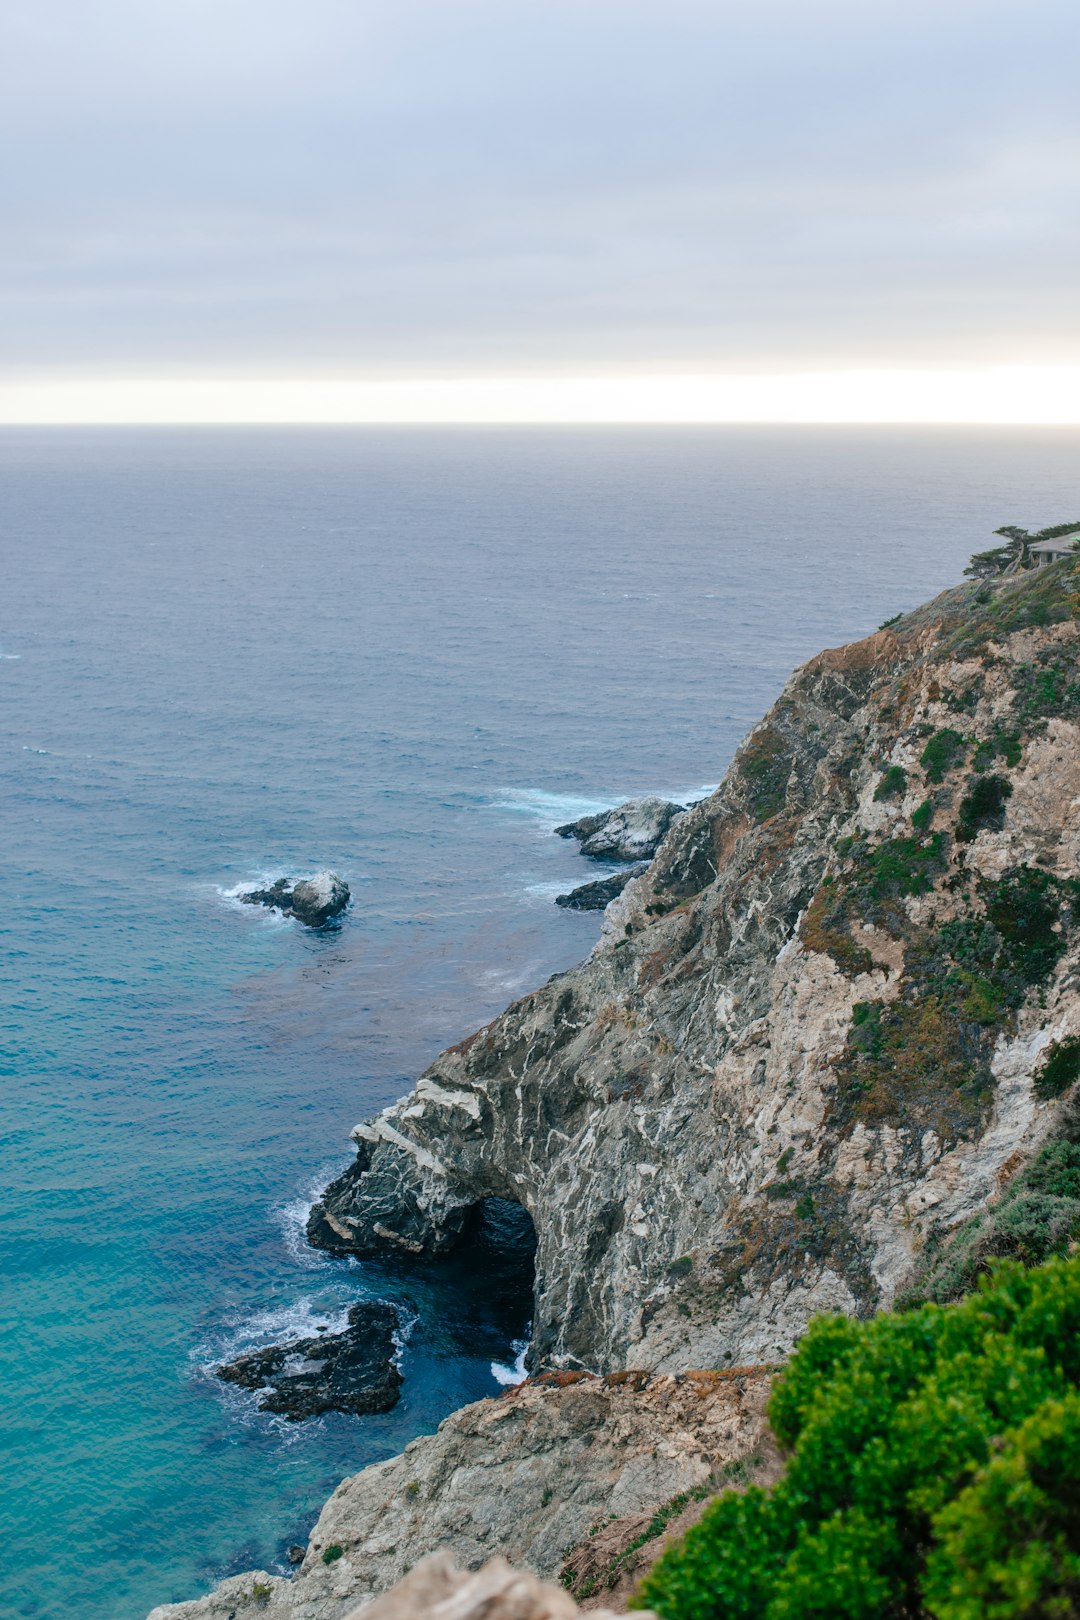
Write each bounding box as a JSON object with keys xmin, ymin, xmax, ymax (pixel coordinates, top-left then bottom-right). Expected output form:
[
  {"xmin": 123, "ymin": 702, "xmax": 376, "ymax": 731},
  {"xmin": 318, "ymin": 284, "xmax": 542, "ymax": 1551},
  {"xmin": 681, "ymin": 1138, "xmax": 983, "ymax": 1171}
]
[{"xmin": 3, "ymin": 426, "xmax": 1078, "ymax": 1619}]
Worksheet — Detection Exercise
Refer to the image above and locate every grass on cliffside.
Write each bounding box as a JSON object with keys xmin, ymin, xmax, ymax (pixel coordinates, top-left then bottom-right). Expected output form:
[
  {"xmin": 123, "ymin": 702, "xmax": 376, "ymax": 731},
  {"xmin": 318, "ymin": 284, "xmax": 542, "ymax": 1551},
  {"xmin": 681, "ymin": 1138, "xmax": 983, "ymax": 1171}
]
[{"xmin": 633, "ymin": 1251, "xmax": 1080, "ymax": 1620}]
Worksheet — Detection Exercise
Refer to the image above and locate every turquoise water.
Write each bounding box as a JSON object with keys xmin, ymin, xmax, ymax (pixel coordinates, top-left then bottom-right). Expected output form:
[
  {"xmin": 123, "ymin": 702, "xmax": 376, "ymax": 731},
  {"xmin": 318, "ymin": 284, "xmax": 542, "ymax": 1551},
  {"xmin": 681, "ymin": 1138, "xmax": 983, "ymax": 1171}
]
[{"xmin": 3, "ymin": 426, "xmax": 1078, "ymax": 1618}]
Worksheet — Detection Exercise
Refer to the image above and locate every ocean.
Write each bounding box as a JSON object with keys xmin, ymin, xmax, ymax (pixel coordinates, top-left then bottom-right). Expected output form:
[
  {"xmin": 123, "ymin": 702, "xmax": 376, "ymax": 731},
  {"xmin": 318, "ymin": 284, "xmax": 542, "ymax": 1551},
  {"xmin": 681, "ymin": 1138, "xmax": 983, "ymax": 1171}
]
[{"xmin": 3, "ymin": 424, "xmax": 1078, "ymax": 1619}]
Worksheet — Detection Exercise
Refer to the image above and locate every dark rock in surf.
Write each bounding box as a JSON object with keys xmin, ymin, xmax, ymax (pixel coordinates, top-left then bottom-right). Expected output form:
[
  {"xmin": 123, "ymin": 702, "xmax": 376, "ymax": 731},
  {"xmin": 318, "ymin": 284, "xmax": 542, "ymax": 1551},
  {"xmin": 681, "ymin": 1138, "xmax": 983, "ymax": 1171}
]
[
  {"xmin": 239, "ymin": 869, "xmax": 350, "ymax": 928},
  {"xmin": 215, "ymin": 1300, "xmax": 401, "ymax": 1420},
  {"xmin": 555, "ymin": 865, "xmax": 649, "ymax": 911},
  {"xmin": 289, "ymin": 871, "xmax": 350, "ymax": 926},
  {"xmin": 554, "ymin": 797, "xmax": 686, "ymax": 862}
]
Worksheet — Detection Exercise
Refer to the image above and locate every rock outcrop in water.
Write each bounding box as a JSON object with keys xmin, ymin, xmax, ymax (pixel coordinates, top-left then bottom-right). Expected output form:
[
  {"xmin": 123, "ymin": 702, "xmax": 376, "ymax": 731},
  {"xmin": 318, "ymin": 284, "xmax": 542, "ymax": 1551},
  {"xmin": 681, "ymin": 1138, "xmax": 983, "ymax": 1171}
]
[
  {"xmin": 310, "ymin": 560, "xmax": 1080, "ymax": 1374},
  {"xmin": 241, "ymin": 870, "xmax": 350, "ymax": 927},
  {"xmin": 555, "ymin": 865, "xmax": 649, "ymax": 911},
  {"xmin": 215, "ymin": 1301, "xmax": 401, "ymax": 1419},
  {"xmin": 555, "ymin": 798, "xmax": 686, "ymax": 861}
]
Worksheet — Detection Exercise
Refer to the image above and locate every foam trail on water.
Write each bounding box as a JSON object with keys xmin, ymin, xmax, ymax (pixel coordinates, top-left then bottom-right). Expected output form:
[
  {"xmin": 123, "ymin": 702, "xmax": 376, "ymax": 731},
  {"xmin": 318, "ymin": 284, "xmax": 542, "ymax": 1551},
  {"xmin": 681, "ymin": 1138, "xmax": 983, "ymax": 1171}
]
[
  {"xmin": 491, "ymin": 1339, "xmax": 530, "ymax": 1387},
  {"xmin": 391, "ymin": 1309, "xmax": 420, "ymax": 1371},
  {"xmin": 521, "ymin": 879, "xmax": 574, "ymax": 901},
  {"xmin": 489, "ymin": 788, "xmax": 613, "ymax": 833},
  {"xmin": 491, "ymin": 784, "xmax": 720, "ymax": 837}
]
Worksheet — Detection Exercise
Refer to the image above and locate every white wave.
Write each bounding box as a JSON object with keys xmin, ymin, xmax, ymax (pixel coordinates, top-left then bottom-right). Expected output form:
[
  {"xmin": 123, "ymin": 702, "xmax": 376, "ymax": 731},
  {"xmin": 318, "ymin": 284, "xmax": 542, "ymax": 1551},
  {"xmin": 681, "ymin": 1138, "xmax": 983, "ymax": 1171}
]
[
  {"xmin": 216, "ymin": 867, "xmax": 290, "ymax": 900},
  {"xmin": 198, "ymin": 1367, "xmax": 327, "ymax": 1444},
  {"xmin": 521, "ymin": 879, "xmax": 573, "ymax": 901},
  {"xmin": 210, "ymin": 870, "xmax": 297, "ymax": 929},
  {"xmin": 491, "ymin": 783, "xmax": 720, "ymax": 836},
  {"xmin": 491, "ymin": 1338, "xmax": 530, "ymax": 1387},
  {"xmin": 273, "ymin": 1160, "xmax": 354, "ymax": 1270},
  {"xmin": 474, "ymin": 961, "xmax": 545, "ymax": 997},
  {"xmin": 665, "ymin": 782, "xmax": 720, "ymax": 805},
  {"xmin": 391, "ymin": 1307, "xmax": 420, "ymax": 1370},
  {"xmin": 1, "ymin": 652, "xmax": 21, "ymax": 660},
  {"xmin": 193, "ymin": 1296, "xmax": 354, "ymax": 1371},
  {"xmin": 489, "ymin": 788, "xmax": 613, "ymax": 832}
]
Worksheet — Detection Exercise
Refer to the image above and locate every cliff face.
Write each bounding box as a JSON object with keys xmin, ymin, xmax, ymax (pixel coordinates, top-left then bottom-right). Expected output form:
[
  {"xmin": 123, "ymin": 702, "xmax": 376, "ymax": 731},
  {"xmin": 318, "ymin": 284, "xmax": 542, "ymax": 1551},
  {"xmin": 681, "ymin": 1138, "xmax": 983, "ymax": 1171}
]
[{"xmin": 311, "ymin": 559, "xmax": 1080, "ymax": 1374}]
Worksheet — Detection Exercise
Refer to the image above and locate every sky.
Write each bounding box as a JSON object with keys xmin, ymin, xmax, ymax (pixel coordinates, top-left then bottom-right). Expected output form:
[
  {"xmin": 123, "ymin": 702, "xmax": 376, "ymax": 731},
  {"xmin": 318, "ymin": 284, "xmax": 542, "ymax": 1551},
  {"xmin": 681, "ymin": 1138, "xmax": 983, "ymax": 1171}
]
[{"xmin": 3, "ymin": 0, "xmax": 1080, "ymax": 421}]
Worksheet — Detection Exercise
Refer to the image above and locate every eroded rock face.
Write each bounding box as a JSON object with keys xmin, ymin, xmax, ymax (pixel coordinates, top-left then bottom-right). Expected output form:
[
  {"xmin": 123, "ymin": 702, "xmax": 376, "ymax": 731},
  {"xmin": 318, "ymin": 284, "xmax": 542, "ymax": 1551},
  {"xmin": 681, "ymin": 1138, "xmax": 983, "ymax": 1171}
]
[
  {"xmin": 555, "ymin": 866, "xmax": 649, "ymax": 911},
  {"xmin": 555, "ymin": 798, "xmax": 686, "ymax": 861},
  {"xmin": 147, "ymin": 1370, "xmax": 768, "ymax": 1620},
  {"xmin": 309, "ymin": 561, "xmax": 1080, "ymax": 1375},
  {"xmin": 241, "ymin": 870, "xmax": 349, "ymax": 927},
  {"xmin": 215, "ymin": 1301, "xmax": 401, "ymax": 1419}
]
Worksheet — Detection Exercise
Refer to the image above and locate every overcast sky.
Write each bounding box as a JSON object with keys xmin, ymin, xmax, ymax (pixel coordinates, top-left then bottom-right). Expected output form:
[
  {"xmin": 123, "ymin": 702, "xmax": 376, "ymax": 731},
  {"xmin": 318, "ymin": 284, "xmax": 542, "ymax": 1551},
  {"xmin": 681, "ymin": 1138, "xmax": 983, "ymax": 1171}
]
[{"xmin": 3, "ymin": 0, "xmax": 1079, "ymax": 385}]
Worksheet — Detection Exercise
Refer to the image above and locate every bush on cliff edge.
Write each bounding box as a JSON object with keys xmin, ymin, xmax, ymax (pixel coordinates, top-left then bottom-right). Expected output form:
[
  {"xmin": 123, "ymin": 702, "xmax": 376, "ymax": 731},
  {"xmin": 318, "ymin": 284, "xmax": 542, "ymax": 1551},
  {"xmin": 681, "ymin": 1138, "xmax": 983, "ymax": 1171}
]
[{"xmin": 633, "ymin": 1253, "xmax": 1080, "ymax": 1620}]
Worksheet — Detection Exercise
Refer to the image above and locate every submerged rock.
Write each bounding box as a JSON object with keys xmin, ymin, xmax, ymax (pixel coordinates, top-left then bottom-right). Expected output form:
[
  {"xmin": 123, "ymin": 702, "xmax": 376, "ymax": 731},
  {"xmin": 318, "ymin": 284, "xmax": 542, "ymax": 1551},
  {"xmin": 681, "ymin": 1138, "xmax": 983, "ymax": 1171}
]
[
  {"xmin": 555, "ymin": 797, "xmax": 685, "ymax": 861},
  {"xmin": 240, "ymin": 869, "xmax": 350, "ymax": 927},
  {"xmin": 215, "ymin": 1300, "xmax": 401, "ymax": 1420},
  {"xmin": 555, "ymin": 865, "xmax": 649, "ymax": 910}
]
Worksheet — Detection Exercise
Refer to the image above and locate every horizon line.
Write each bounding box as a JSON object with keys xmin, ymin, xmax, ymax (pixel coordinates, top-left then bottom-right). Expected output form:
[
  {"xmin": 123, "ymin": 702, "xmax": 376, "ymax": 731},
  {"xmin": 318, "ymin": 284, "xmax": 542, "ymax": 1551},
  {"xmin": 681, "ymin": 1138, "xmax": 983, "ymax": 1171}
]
[{"xmin": 2, "ymin": 366, "xmax": 1080, "ymax": 426}]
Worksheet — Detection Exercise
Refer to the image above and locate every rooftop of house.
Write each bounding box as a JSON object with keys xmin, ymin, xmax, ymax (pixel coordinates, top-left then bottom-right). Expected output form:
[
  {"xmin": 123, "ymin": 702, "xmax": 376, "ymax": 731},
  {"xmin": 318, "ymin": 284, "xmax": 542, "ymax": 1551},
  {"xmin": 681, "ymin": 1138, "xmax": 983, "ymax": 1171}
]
[{"xmin": 1029, "ymin": 536, "xmax": 1079, "ymax": 554}]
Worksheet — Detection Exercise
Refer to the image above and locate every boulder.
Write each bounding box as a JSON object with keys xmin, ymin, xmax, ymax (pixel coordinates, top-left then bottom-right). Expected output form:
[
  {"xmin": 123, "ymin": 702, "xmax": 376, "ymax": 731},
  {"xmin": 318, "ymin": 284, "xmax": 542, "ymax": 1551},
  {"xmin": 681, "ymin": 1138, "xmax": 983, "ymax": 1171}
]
[
  {"xmin": 289, "ymin": 870, "xmax": 351, "ymax": 927},
  {"xmin": 215, "ymin": 1300, "xmax": 401, "ymax": 1420},
  {"xmin": 341, "ymin": 1550, "xmax": 649, "ymax": 1619},
  {"xmin": 555, "ymin": 797, "xmax": 686, "ymax": 861},
  {"xmin": 239, "ymin": 869, "xmax": 349, "ymax": 927},
  {"xmin": 555, "ymin": 865, "xmax": 649, "ymax": 911}
]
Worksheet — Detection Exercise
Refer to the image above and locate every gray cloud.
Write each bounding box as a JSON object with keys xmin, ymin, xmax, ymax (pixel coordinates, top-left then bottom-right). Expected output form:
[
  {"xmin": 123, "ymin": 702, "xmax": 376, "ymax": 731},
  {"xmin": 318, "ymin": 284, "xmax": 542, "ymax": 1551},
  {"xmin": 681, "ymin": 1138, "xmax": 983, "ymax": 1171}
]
[{"xmin": 2, "ymin": 0, "xmax": 1078, "ymax": 374}]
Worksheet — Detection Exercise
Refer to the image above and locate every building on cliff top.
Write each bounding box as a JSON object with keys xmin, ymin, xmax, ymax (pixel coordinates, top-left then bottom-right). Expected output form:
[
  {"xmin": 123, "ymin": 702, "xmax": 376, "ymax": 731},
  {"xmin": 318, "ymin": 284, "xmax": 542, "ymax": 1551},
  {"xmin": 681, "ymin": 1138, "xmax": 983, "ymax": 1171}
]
[{"xmin": 1030, "ymin": 533, "xmax": 1080, "ymax": 566}]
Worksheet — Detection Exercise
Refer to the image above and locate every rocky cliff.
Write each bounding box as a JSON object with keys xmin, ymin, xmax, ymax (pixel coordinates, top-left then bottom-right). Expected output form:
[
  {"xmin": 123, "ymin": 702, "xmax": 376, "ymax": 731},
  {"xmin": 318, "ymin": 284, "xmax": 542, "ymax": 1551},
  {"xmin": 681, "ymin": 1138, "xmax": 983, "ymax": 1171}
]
[
  {"xmin": 152, "ymin": 557, "xmax": 1080, "ymax": 1618},
  {"xmin": 310, "ymin": 557, "xmax": 1080, "ymax": 1374}
]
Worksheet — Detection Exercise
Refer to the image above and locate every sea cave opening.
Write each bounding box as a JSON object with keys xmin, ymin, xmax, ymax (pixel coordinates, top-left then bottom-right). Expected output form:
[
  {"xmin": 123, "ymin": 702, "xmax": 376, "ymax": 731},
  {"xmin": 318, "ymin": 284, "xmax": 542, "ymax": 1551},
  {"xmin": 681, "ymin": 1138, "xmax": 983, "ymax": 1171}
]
[{"xmin": 424, "ymin": 1196, "xmax": 538, "ymax": 1378}]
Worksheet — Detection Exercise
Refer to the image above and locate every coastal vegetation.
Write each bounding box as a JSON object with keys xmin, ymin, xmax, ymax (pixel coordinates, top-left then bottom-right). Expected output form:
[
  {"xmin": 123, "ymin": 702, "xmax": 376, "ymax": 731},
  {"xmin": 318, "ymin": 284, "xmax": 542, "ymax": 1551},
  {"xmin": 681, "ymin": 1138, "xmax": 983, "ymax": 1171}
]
[{"xmin": 635, "ymin": 1253, "xmax": 1080, "ymax": 1620}]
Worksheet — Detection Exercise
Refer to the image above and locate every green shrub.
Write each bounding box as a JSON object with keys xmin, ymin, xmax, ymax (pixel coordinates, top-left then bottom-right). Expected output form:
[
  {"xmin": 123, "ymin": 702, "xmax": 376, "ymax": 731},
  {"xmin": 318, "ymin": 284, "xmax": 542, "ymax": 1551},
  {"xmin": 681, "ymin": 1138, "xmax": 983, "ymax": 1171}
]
[
  {"xmin": 740, "ymin": 727, "xmax": 794, "ymax": 823},
  {"xmin": 854, "ymin": 832, "xmax": 946, "ymax": 908},
  {"xmin": 923, "ymin": 1394, "xmax": 1080, "ymax": 1620},
  {"xmin": 633, "ymin": 1255, "xmax": 1080, "ymax": 1620},
  {"xmin": 984, "ymin": 866, "xmax": 1075, "ymax": 986},
  {"xmin": 1012, "ymin": 652, "xmax": 1080, "ymax": 725},
  {"xmin": 973, "ymin": 727, "xmax": 1022, "ymax": 771},
  {"xmin": 911, "ymin": 799, "xmax": 934, "ymax": 832},
  {"xmin": 956, "ymin": 773, "xmax": 1012, "ymax": 842},
  {"xmin": 1035, "ymin": 1037, "xmax": 1080, "ymax": 1102},
  {"xmin": 920, "ymin": 729, "xmax": 967, "ymax": 784},
  {"xmin": 874, "ymin": 765, "xmax": 908, "ymax": 802},
  {"xmin": 321, "ymin": 1544, "xmax": 344, "ymax": 1565},
  {"xmin": 902, "ymin": 1140, "xmax": 1080, "ymax": 1306}
]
